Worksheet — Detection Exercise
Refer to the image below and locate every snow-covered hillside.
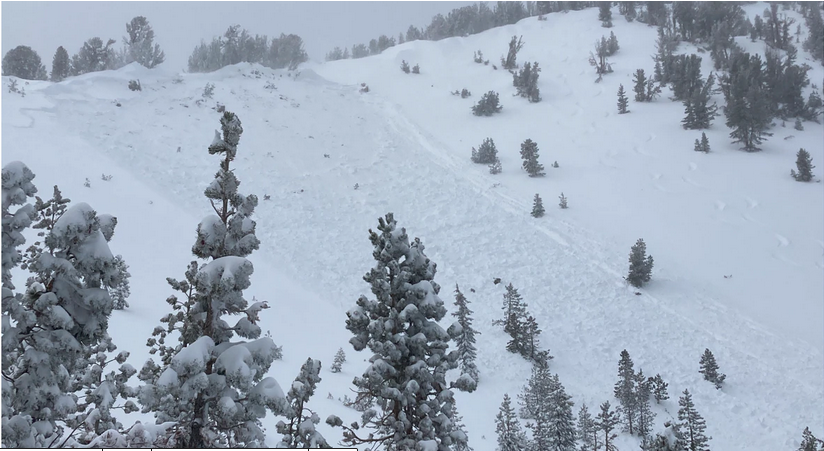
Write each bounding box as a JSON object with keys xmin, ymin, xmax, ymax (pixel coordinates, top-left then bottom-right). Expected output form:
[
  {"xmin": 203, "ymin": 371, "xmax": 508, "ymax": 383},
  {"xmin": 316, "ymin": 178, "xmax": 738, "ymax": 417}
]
[{"xmin": 2, "ymin": 4, "xmax": 822, "ymax": 450}]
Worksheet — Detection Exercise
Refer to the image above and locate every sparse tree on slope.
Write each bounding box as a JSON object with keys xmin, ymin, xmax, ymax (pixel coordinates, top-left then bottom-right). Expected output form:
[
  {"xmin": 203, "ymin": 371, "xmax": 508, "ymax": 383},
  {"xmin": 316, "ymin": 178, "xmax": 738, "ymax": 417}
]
[
  {"xmin": 722, "ymin": 53, "xmax": 772, "ymax": 151},
  {"xmin": 452, "ymin": 284, "xmax": 480, "ymax": 390},
  {"xmin": 546, "ymin": 373, "xmax": 577, "ymax": 451},
  {"xmin": 401, "ymin": 60, "xmax": 411, "ymax": 73},
  {"xmin": 791, "ymin": 148, "xmax": 815, "ymax": 182},
  {"xmin": 473, "ymin": 91, "xmax": 503, "ymax": 116},
  {"xmin": 649, "ymin": 373, "xmax": 669, "ymax": 404},
  {"xmin": 677, "ymin": 389, "xmax": 711, "ymax": 451},
  {"xmin": 472, "ymin": 138, "xmax": 499, "ymax": 164},
  {"xmin": 798, "ymin": 427, "xmax": 823, "ymax": 451},
  {"xmin": 577, "ymin": 403, "xmax": 598, "ymax": 451},
  {"xmin": 2, "ymin": 45, "xmax": 47, "ymax": 80},
  {"xmin": 521, "ymin": 139, "xmax": 545, "ymax": 177},
  {"xmin": 617, "ymin": 84, "xmax": 629, "ymax": 113},
  {"xmin": 614, "ymin": 349, "xmax": 637, "ymax": 434},
  {"xmin": 496, "ymin": 394, "xmax": 529, "ymax": 451},
  {"xmin": 499, "ymin": 283, "xmax": 528, "ymax": 337},
  {"xmin": 502, "ymin": 35, "xmax": 525, "ymax": 70},
  {"xmin": 532, "ymin": 194, "xmax": 545, "ymax": 218},
  {"xmin": 634, "ymin": 369, "xmax": 656, "ymax": 438},
  {"xmin": 333, "ymin": 213, "xmax": 468, "ymax": 451},
  {"xmin": 331, "ymin": 348, "xmax": 346, "ymax": 373},
  {"xmin": 138, "ymin": 112, "xmax": 284, "ymax": 448},
  {"xmin": 595, "ymin": 401, "xmax": 620, "ymax": 451},
  {"xmin": 599, "ymin": 2, "xmax": 613, "ymax": 27},
  {"xmin": 698, "ymin": 348, "xmax": 726, "ymax": 389},
  {"xmin": 124, "ymin": 16, "xmax": 165, "ymax": 68},
  {"xmin": 626, "ymin": 238, "xmax": 654, "ymax": 288},
  {"xmin": 51, "ymin": 46, "xmax": 70, "ymax": 81},
  {"xmin": 276, "ymin": 358, "xmax": 330, "ymax": 448}
]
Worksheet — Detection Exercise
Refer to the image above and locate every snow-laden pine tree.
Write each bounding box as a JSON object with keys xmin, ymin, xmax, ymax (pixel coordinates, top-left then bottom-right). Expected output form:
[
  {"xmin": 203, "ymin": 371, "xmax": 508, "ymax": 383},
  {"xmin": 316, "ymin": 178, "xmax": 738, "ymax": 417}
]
[
  {"xmin": 613, "ymin": 349, "xmax": 637, "ymax": 434},
  {"xmin": 496, "ymin": 394, "xmax": 528, "ymax": 451},
  {"xmin": 2, "ymin": 163, "xmax": 136, "ymax": 447},
  {"xmin": 544, "ymin": 373, "xmax": 577, "ymax": 451},
  {"xmin": 514, "ymin": 62, "xmax": 541, "ymax": 102},
  {"xmin": 682, "ymin": 74, "xmax": 718, "ymax": 130},
  {"xmin": 722, "ymin": 53, "xmax": 772, "ymax": 151},
  {"xmin": 676, "ymin": 389, "xmax": 711, "ymax": 451},
  {"xmin": 798, "ymin": 427, "xmax": 822, "ymax": 451},
  {"xmin": 698, "ymin": 348, "xmax": 726, "ymax": 389},
  {"xmin": 452, "ymin": 284, "xmax": 480, "ymax": 391},
  {"xmin": 626, "ymin": 238, "xmax": 654, "ymax": 288},
  {"xmin": 521, "ymin": 139, "xmax": 545, "ymax": 177},
  {"xmin": 532, "ymin": 194, "xmax": 545, "ymax": 217},
  {"xmin": 472, "ymin": 91, "xmax": 503, "ymax": 116},
  {"xmin": 791, "ymin": 148, "xmax": 815, "ymax": 182},
  {"xmin": 595, "ymin": 401, "xmax": 620, "ymax": 451},
  {"xmin": 617, "ymin": 84, "xmax": 629, "ymax": 113},
  {"xmin": 634, "ymin": 369, "xmax": 656, "ymax": 438},
  {"xmin": 502, "ymin": 35, "xmax": 524, "ymax": 70},
  {"xmin": 276, "ymin": 358, "xmax": 330, "ymax": 448},
  {"xmin": 472, "ymin": 138, "xmax": 499, "ymax": 164},
  {"xmin": 489, "ymin": 158, "xmax": 502, "ymax": 175},
  {"xmin": 450, "ymin": 403, "xmax": 473, "ymax": 451},
  {"xmin": 335, "ymin": 213, "xmax": 468, "ymax": 451},
  {"xmin": 577, "ymin": 403, "xmax": 597, "ymax": 451},
  {"xmin": 138, "ymin": 112, "xmax": 285, "ymax": 448},
  {"xmin": 599, "ymin": 2, "xmax": 613, "ymax": 27},
  {"xmin": 51, "ymin": 46, "xmax": 70, "ymax": 81},
  {"xmin": 559, "ymin": 192, "xmax": 568, "ymax": 209},
  {"xmin": 650, "ymin": 373, "xmax": 669, "ymax": 404},
  {"xmin": 124, "ymin": 16, "xmax": 165, "ymax": 68},
  {"xmin": 331, "ymin": 347, "xmax": 346, "ymax": 373},
  {"xmin": 499, "ymin": 283, "xmax": 527, "ymax": 336}
]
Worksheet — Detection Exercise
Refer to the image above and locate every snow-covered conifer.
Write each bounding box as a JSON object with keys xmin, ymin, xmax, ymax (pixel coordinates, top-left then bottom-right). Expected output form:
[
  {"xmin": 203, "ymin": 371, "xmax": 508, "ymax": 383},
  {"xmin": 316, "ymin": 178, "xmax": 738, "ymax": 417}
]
[
  {"xmin": 577, "ymin": 403, "xmax": 598, "ymax": 451},
  {"xmin": 532, "ymin": 194, "xmax": 545, "ymax": 218},
  {"xmin": 473, "ymin": 91, "xmax": 503, "ymax": 116},
  {"xmin": 452, "ymin": 284, "xmax": 480, "ymax": 390},
  {"xmin": 635, "ymin": 369, "xmax": 656, "ymax": 438},
  {"xmin": 613, "ymin": 349, "xmax": 637, "ymax": 434},
  {"xmin": 489, "ymin": 158, "xmax": 502, "ymax": 174},
  {"xmin": 333, "ymin": 213, "xmax": 467, "ymax": 451},
  {"xmin": 496, "ymin": 394, "xmax": 528, "ymax": 451},
  {"xmin": 451, "ymin": 403, "xmax": 473, "ymax": 451},
  {"xmin": 500, "ymin": 283, "xmax": 528, "ymax": 338},
  {"xmin": 676, "ymin": 389, "xmax": 711, "ymax": 451},
  {"xmin": 617, "ymin": 84, "xmax": 629, "ymax": 113},
  {"xmin": 502, "ymin": 35, "xmax": 524, "ymax": 70},
  {"xmin": 559, "ymin": 192, "xmax": 568, "ymax": 209},
  {"xmin": 595, "ymin": 401, "xmax": 620, "ymax": 451},
  {"xmin": 124, "ymin": 16, "xmax": 165, "ymax": 68},
  {"xmin": 520, "ymin": 139, "xmax": 545, "ymax": 177},
  {"xmin": 276, "ymin": 358, "xmax": 330, "ymax": 448},
  {"xmin": 109, "ymin": 254, "xmax": 131, "ymax": 309},
  {"xmin": 331, "ymin": 348, "xmax": 346, "ymax": 373},
  {"xmin": 599, "ymin": 2, "xmax": 613, "ymax": 27},
  {"xmin": 138, "ymin": 112, "xmax": 284, "ymax": 448},
  {"xmin": 626, "ymin": 238, "xmax": 654, "ymax": 288},
  {"xmin": 650, "ymin": 373, "xmax": 669, "ymax": 404},
  {"xmin": 401, "ymin": 60, "xmax": 410, "ymax": 73},
  {"xmin": 699, "ymin": 348, "xmax": 726, "ymax": 389},
  {"xmin": 798, "ymin": 427, "xmax": 822, "ymax": 451},
  {"xmin": 412, "ymin": 64, "xmax": 420, "ymax": 74},
  {"xmin": 472, "ymin": 137, "xmax": 499, "ymax": 164},
  {"xmin": 791, "ymin": 148, "xmax": 815, "ymax": 182}
]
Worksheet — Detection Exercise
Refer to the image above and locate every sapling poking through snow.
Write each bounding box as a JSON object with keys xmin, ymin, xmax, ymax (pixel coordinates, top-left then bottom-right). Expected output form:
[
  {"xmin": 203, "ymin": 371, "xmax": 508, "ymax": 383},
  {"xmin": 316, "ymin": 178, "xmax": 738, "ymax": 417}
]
[
  {"xmin": 532, "ymin": 194, "xmax": 545, "ymax": 218},
  {"xmin": 559, "ymin": 192, "xmax": 568, "ymax": 209},
  {"xmin": 791, "ymin": 148, "xmax": 815, "ymax": 182}
]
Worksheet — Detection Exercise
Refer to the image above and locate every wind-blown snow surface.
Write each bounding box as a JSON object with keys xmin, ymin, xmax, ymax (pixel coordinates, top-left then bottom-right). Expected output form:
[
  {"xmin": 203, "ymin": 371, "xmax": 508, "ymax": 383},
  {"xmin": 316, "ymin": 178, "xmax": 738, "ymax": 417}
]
[{"xmin": 2, "ymin": 5, "xmax": 822, "ymax": 450}]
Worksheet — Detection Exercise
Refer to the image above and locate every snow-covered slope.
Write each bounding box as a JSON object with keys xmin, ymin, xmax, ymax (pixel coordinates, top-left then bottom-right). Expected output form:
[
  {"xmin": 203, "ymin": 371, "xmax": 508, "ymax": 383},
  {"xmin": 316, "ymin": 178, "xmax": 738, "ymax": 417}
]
[{"xmin": 2, "ymin": 4, "xmax": 822, "ymax": 450}]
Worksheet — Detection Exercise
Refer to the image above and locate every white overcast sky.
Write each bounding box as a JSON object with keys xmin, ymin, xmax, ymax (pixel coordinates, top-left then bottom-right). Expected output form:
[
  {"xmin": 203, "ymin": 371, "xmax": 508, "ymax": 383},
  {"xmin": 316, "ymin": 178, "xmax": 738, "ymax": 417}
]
[{"xmin": 2, "ymin": 1, "xmax": 475, "ymax": 71}]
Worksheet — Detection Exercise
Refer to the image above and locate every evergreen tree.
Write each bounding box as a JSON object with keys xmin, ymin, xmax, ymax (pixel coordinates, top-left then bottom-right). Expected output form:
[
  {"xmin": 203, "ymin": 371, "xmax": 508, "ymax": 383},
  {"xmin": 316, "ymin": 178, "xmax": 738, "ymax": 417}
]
[
  {"xmin": 595, "ymin": 401, "xmax": 620, "ymax": 451},
  {"xmin": 607, "ymin": 31, "xmax": 620, "ymax": 55},
  {"xmin": 124, "ymin": 16, "xmax": 165, "ymax": 68},
  {"xmin": 617, "ymin": 84, "xmax": 629, "ymax": 113},
  {"xmin": 138, "ymin": 112, "xmax": 283, "ymax": 448},
  {"xmin": 2, "ymin": 164, "xmax": 136, "ymax": 448},
  {"xmin": 693, "ymin": 133, "xmax": 710, "ymax": 153},
  {"xmin": 472, "ymin": 138, "xmax": 499, "ymax": 164},
  {"xmin": 803, "ymin": 5, "xmax": 824, "ymax": 65},
  {"xmin": 401, "ymin": 59, "xmax": 410, "ymax": 73},
  {"xmin": 276, "ymin": 358, "xmax": 330, "ymax": 448},
  {"xmin": 599, "ymin": 2, "xmax": 613, "ymax": 27},
  {"xmin": 546, "ymin": 373, "xmax": 577, "ymax": 451},
  {"xmin": 577, "ymin": 403, "xmax": 598, "ymax": 451},
  {"xmin": 520, "ymin": 139, "xmax": 545, "ymax": 177},
  {"xmin": 514, "ymin": 61, "xmax": 541, "ymax": 102},
  {"xmin": 50, "ymin": 46, "xmax": 70, "ymax": 81},
  {"xmin": 619, "ymin": 1, "xmax": 637, "ymax": 21},
  {"xmin": 676, "ymin": 389, "xmax": 711, "ymax": 451},
  {"xmin": 489, "ymin": 158, "xmax": 502, "ymax": 175},
  {"xmin": 613, "ymin": 349, "xmax": 637, "ymax": 434},
  {"xmin": 502, "ymin": 35, "xmax": 525, "ymax": 70},
  {"xmin": 532, "ymin": 193, "xmax": 545, "ymax": 218},
  {"xmin": 722, "ymin": 53, "xmax": 772, "ymax": 151},
  {"xmin": 589, "ymin": 37, "xmax": 613, "ymax": 77},
  {"xmin": 634, "ymin": 369, "xmax": 656, "ymax": 438},
  {"xmin": 791, "ymin": 148, "xmax": 815, "ymax": 182},
  {"xmin": 71, "ymin": 37, "xmax": 117, "ymax": 75},
  {"xmin": 499, "ymin": 283, "xmax": 528, "ymax": 335},
  {"xmin": 452, "ymin": 284, "xmax": 480, "ymax": 390},
  {"xmin": 798, "ymin": 427, "xmax": 822, "ymax": 451},
  {"xmin": 698, "ymin": 348, "xmax": 726, "ymax": 389},
  {"xmin": 682, "ymin": 74, "xmax": 718, "ymax": 129},
  {"xmin": 2, "ymin": 45, "xmax": 47, "ymax": 80},
  {"xmin": 559, "ymin": 192, "xmax": 568, "ymax": 209},
  {"xmin": 473, "ymin": 91, "xmax": 503, "ymax": 116},
  {"xmin": 626, "ymin": 238, "xmax": 654, "ymax": 288},
  {"xmin": 331, "ymin": 347, "xmax": 346, "ymax": 373},
  {"xmin": 333, "ymin": 213, "xmax": 467, "ymax": 451},
  {"xmin": 451, "ymin": 403, "xmax": 473, "ymax": 451},
  {"xmin": 496, "ymin": 394, "xmax": 529, "ymax": 451},
  {"xmin": 109, "ymin": 254, "xmax": 131, "ymax": 309},
  {"xmin": 634, "ymin": 69, "xmax": 648, "ymax": 101},
  {"xmin": 412, "ymin": 63, "xmax": 420, "ymax": 74}
]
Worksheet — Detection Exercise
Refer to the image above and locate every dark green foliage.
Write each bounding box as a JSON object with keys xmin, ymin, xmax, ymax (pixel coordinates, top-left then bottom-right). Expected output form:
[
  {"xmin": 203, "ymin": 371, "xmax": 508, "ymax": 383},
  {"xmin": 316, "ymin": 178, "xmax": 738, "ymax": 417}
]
[
  {"xmin": 722, "ymin": 52, "xmax": 773, "ymax": 151},
  {"xmin": 351, "ymin": 44, "xmax": 369, "ymax": 59},
  {"xmin": 452, "ymin": 284, "xmax": 480, "ymax": 389},
  {"xmin": 471, "ymin": 138, "xmax": 498, "ymax": 164},
  {"xmin": 677, "ymin": 389, "xmax": 711, "ymax": 451},
  {"xmin": 763, "ymin": 3, "xmax": 795, "ymax": 51},
  {"xmin": 496, "ymin": 394, "xmax": 529, "ymax": 451},
  {"xmin": 671, "ymin": 54, "xmax": 703, "ymax": 101},
  {"xmin": 520, "ymin": 139, "xmax": 545, "ymax": 177},
  {"xmin": 763, "ymin": 47, "xmax": 810, "ymax": 120},
  {"xmin": 642, "ymin": 2, "xmax": 669, "ymax": 27},
  {"xmin": 682, "ymin": 74, "xmax": 718, "ymax": 130},
  {"xmin": 188, "ymin": 27, "xmax": 307, "ymax": 72},
  {"xmin": 513, "ymin": 61, "xmax": 541, "ymax": 102},
  {"xmin": 617, "ymin": 84, "xmax": 629, "ymax": 113},
  {"xmin": 694, "ymin": 133, "xmax": 710, "ymax": 153},
  {"xmin": 2, "ymin": 45, "xmax": 47, "ymax": 80},
  {"xmin": 633, "ymin": 69, "xmax": 660, "ymax": 102},
  {"xmin": 634, "ymin": 369, "xmax": 655, "ymax": 438},
  {"xmin": 626, "ymin": 239, "xmax": 654, "ymax": 288},
  {"xmin": 649, "ymin": 373, "xmax": 669, "ymax": 403},
  {"xmin": 577, "ymin": 404, "xmax": 597, "ymax": 451},
  {"xmin": 795, "ymin": 117, "xmax": 804, "ymax": 131},
  {"xmin": 521, "ymin": 371, "xmax": 576, "ymax": 451},
  {"xmin": 331, "ymin": 347, "xmax": 346, "ymax": 373},
  {"xmin": 599, "ymin": 2, "xmax": 613, "ymax": 27},
  {"xmin": 607, "ymin": 31, "xmax": 619, "ymax": 55},
  {"xmin": 613, "ymin": 349, "xmax": 637, "ymax": 435},
  {"xmin": 532, "ymin": 194, "xmax": 545, "ymax": 218},
  {"xmin": 51, "ymin": 46, "xmax": 70, "ymax": 81},
  {"xmin": 699, "ymin": 348, "xmax": 726, "ymax": 389},
  {"xmin": 805, "ymin": 89, "xmax": 823, "ymax": 122},
  {"xmin": 472, "ymin": 91, "xmax": 503, "ymax": 116},
  {"xmin": 595, "ymin": 401, "xmax": 620, "ymax": 451},
  {"xmin": 791, "ymin": 148, "xmax": 815, "ymax": 182},
  {"xmin": 71, "ymin": 37, "xmax": 118, "ymax": 75},
  {"xmin": 803, "ymin": 6, "xmax": 824, "ymax": 65},
  {"xmin": 653, "ymin": 26, "xmax": 678, "ymax": 83},
  {"xmin": 619, "ymin": 1, "xmax": 637, "ymax": 21},
  {"xmin": 401, "ymin": 60, "xmax": 410, "ymax": 73},
  {"xmin": 502, "ymin": 35, "xmax": 525, "ymax": 70}
]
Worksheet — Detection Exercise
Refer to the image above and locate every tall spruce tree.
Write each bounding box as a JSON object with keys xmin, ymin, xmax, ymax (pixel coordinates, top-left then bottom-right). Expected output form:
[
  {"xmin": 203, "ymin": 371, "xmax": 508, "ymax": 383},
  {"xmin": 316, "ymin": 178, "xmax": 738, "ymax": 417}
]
[
  {"xmin": 683, "ymin": 74, "xmax": 718, "ymax": 129},
  {"xmin": 472, "ymin": 138, "xmax": 499, "ymax": 164},
  {"xmin": 791, "ymin": 148, "xmax": 815, "ymax": 182},
  {"xmin": 500, "ymin": 283, "xmax": 528, "ymax": 336},
  {"xmin": 138, "ymin": 112, "xmax": 284, "ymax": 448},
  {"xmin": 331, "ymin": 347, "xmax": 346, "ymax": 373},
  {"xmin": 613, "ymin": 349, "xmax": 637, "ymax": 434},
  {"xmin": 532, "ymin": 194, "xmax": 545, "ymax": 218},
  {"xmin": 634, "ymin": 369, "xmax": 656, "ymax": 438},
  {"xmin": 496, "ymin": 394, "xmax": 529, "ymax": 451},
  {"xmin": 577, "ymin": 403, "xmax": 598, "ymax": 451},
  {"xmin": 698, "ymin": 348, "xmax": 726, "ymax": 389},
  {"xmin": 50, "ymin": 46, "xmax": 70, "ymax": 81},
  {"xmin": 595, "ymin": 401, "xmax": 620, "ymax": 451},
  {"xmin": 599, "ymin": 2, "xmax": 613, "ymax": 27},
  {"xmin": 676, "ymin": 389, "xmax": 711, "ymax": 451},
  {"xmin": 452, "ymin": 284, "xmax": 480, "ymax": 390},
  {"xmin": 722, "ymin": 53, "xmax": 772, "ymax": 151},
  {"xmin": 276, "ymin": 358, "xmax": 330, "ymax": 448},
  {"xmin": 617, "ymin": 84, "xmax": 629, "ymax": 113},
  {"xmin": 633, "ymin": 69, "xmax": 650, "ymax": 101},
  {"xmin": 546, "ymin": 373, "xmax": 577, "ymax": 451},
  {"xmin": 334, "ymin": 213, "xmax": 467, "ymax": 451},
  {"xmin": 650, "ymin": 373, "xmax": 670, "ymax": 404},
  {"xmin": 626, "ymin": 238, "xmax": 654, "ymax": 288},
  {"xmin": 520, "ymin": 139, "xmax": 545, "ymax": 177}
]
